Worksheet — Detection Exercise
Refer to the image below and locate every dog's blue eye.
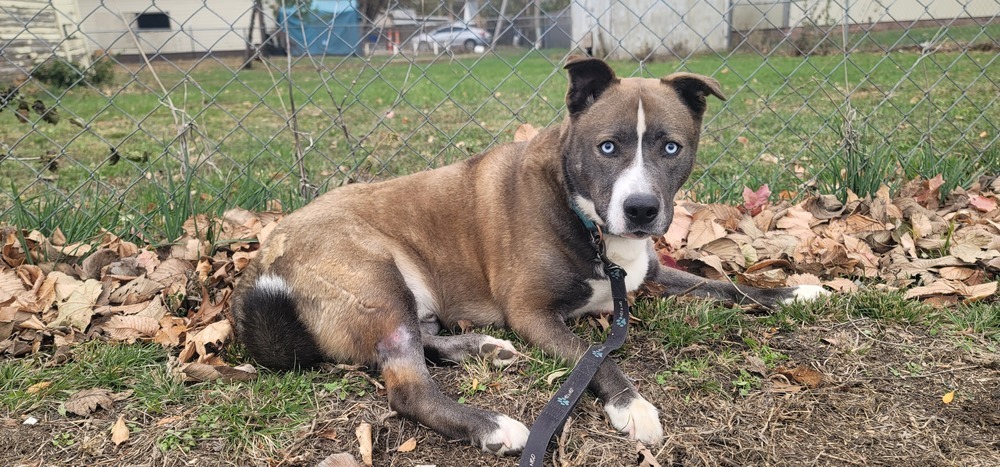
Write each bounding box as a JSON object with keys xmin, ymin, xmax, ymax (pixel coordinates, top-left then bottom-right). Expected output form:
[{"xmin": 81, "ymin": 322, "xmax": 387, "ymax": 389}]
[
  {"xmin": 664, "ymin": 142, "xmax": 680, "ymax": 156},
  {"xmin": 599, "ymin": 141, "xmax": 616, "ymax": 155}
]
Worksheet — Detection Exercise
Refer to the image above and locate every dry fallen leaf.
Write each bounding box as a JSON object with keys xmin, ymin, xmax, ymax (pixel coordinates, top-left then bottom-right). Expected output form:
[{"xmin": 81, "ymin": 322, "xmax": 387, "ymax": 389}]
[
  {"xmin": 637, "ymin": 441, "xmax": 662, "ymax": 467},
  {"xmin": 101, "ymin": 315, "xmax": 161, "ymax": 343},
  {"xmin": 176, "ymin": 362, "xmax": 257, "ymax": 383},
  {"xmin": 179, "ymin": 320, "xmax": 233, "ymax": 363},
  {"xmin": 26, "ymin": 381, "xmax": 52, "ymax": 394},
  {"xmin": 396, "ymin": 437, "xmax": 418, "ymax": 452},
  {"xmin": 687, "ymin": 213, "xmax": 727, "ymax": 250},
  {"xmin": 545, "ymin": 369, "xmax": 569, "ymax": 386},
  {"xmin": 969, "ymin": 195, "xmax": 997, "ymax": 213},
  {"xmin": 316, "ymin": 429, "xmax": 339, "ymax": 441},
  {"xmin": 317, "ymin": 453, "xmax": 363, "ymax": 467},
  {"xmin": 51, "ymin": 279, "xmax": 103, "ymax": 331},
  {"xmin": 775, "ymin": 365, "xmax": 824, "ymax": 389},
  {"xmin": 111, "ymin": 415, "xmax": 129, "ymax": 445},
  {"xmin": 741, "ymin": 184, "xmax": 771, "ymax": 216},
  {"xmin": 356, "ymin": 422, "xmax": 373, "ymax": 466},
  {"xmin": 768, "ymin": 380, "xmax": 804, "ymax": 394},
  {"xmin": 64, "ymin": 388, "xmax": 129, "ymax": 417}
]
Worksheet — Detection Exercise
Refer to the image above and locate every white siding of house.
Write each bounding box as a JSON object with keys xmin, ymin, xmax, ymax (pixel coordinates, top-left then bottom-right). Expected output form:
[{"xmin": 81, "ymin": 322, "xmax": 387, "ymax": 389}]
[
  {"xmin": 0, "ymin": 0, "xmax": 90, "ymax": 77},
  {"xmin": 571, "ymin": 0, "xmax": 730, "ymax": 59},
  {"xmin": 797, "ymin": 0, "xmax": 997, "ymax": 27},
  {"xmin": 75, "ymin": 0, "xmax": 257, "ymax": 55},
  {"xmin": 733, "ymin": 0, "xmax": 998, "ymax": 31}
]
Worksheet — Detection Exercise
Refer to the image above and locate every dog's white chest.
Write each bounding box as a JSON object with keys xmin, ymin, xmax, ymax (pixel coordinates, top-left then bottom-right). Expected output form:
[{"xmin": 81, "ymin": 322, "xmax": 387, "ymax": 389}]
[{"xmin": 575, "ymin": 236, "xmax": 651, "ymax": 316}]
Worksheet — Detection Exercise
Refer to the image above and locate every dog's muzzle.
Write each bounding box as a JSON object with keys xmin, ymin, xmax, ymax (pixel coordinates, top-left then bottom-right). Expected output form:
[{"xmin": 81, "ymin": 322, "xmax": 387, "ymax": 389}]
[{"xmin": 623, "ymin": 193, "xmax": 660, "ymax": 229}]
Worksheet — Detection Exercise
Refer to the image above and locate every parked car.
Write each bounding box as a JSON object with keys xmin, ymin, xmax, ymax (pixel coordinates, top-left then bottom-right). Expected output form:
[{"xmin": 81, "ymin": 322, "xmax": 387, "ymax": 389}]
[{"xmin": 415, "ymin": 24, "xmax": 491, "ymax": 52}]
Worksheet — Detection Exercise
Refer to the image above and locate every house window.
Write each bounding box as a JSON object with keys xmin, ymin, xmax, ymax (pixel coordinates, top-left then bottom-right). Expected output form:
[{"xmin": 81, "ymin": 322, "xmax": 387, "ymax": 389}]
[{"xmin": 135, "ymin": 12, "xmax": 171, "ymax": 30}]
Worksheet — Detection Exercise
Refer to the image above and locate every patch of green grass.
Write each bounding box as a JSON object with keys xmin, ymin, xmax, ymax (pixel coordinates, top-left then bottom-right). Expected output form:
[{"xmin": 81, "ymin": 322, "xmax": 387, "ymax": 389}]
[
  {"xmin": 948, "ymin": 302, "xmax": 1000, "ymax": 341},
  {"xmin": 655, "ymin": 355, "xmax": 725, "ymax": 396},
  {"xmin": 319, "ymin": 374, "xmax": 370, "ymax": 401},
  {"xmin": 520, "ymin": 346, "xmax": 571, "ymax": 391},
  {"xmin": 758, "ymin": 294, "xmax": 827, "ymax": 329},
  {"xmin": 743, "ymin": 336, "xmax": 789, "ymax": 367},
  {"xmin": 636, "ymin": 297, "xmax": 744, "ymax": 349},
  {"xmin": 900, "ymin": 142, "xmax": 998, "ymax": 203},
  {"xmin": 731, "ymin": 368, "xmax": 761, "ymax": 397},
  {"xmin": 4, "ymin": 38, "xmax": 997, "ymax": 236},
  {"xmin": 0, "ymin": 359, "xmax": 36, "ymax": 413},
  {"xmin": 167, "ymin": 371, "xmax": 319, "ymax": 455},
  {"xmin": 8, "ymin": 181, "xmax": 125, "ymax": 245},
  {"xmin": 841, "ymin": 289, "xmax": 943, "ymax": 325},
  {"xmin": 0, "ymin": 341, "xmax": 185, "ymax": 415}
]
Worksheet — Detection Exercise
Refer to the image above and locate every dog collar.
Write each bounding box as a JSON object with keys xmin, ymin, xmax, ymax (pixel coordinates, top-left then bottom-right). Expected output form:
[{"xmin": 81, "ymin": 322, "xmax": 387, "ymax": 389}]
[
  {"xmin": 569, "ymin": 199, "xmax": 600, "ymax": 233},
  {"xmin": 568, "ymin": 199, "xmax": 616, "ymax": 272}
]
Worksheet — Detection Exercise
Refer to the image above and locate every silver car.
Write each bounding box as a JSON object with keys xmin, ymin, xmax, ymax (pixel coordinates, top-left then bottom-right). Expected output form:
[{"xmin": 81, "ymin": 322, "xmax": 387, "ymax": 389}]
[{"xmin": 415, "ymin": 24, "xmax": 492, "ymax": 53}]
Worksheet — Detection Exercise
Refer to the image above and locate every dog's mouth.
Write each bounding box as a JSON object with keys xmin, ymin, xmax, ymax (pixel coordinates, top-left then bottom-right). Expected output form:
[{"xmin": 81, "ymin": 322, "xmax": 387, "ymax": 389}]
[{"xmin": 618, "ymin": 230, "xmax": 653, "ymax": 240}]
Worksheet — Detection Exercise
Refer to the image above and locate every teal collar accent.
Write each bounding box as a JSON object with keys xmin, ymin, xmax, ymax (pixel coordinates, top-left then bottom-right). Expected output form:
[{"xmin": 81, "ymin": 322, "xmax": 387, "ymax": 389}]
[
  {"xmin": 569, "ymin": 199, "xmax": 599, "ymax": 234},
  {"xmin": 568, "ymin": 198, "xmax": 611, "ymax": 265}
]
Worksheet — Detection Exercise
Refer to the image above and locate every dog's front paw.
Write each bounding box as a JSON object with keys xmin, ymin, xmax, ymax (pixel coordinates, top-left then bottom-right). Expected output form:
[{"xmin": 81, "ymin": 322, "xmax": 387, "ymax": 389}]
[
  {"xmin": 479, "ymin": 337, "xmax": 519, "ymax": 367},
  {"xmin": 781, "ymin": 284, "xmax": 830, "ymax": 305},
  {"xmin": 605, "ymin": 396, "xmax": 663, "ymax": 445},
  {"xmin": 480, "ymin": 414, "xmax": 530, "ymax": 456}
]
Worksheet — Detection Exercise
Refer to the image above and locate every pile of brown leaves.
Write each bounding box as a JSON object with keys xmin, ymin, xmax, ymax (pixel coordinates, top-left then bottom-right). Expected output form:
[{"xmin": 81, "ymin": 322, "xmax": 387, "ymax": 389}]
[
  {"xmin": 658, "ymin": 175, "xmax": 1000, "ymax": 305},
  {"xmin": 3, "ymin": 176, "xmax": 999, "ymax": 370},
  {"xmin": 0, "ymin": 206, "xmax": 283, "ymax": 381}
]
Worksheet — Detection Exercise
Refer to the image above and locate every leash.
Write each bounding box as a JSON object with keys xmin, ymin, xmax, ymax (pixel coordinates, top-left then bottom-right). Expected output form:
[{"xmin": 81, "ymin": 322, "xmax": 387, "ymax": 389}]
[{"xmin": 518, "ymin": 205, "xmax": 631, "ymax": 467}]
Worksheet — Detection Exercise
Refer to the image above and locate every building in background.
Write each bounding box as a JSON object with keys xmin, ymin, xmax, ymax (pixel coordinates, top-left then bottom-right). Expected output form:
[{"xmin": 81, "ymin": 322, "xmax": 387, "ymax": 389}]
[
  {"xmin": 0, "ymin": 0, "xmax": 90, "ymax": 79},
  {"xmin": 74, "ymin": 0, "xmax": 268, "ymax": 59},
  {"xmin": 571, "ymin": 0, "xmax": 730, "ymax": 60}
]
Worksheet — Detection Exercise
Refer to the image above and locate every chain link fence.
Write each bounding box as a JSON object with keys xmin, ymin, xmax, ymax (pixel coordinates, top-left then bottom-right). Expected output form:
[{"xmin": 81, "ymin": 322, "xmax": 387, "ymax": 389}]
[{"xmin": 1, "ymin": 0, "xmax": 997, "ymax": 241}]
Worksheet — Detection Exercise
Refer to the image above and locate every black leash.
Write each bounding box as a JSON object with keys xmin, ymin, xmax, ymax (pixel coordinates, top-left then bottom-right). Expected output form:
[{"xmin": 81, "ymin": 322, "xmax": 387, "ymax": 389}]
[{"xmin": 518, "ymin": 206, "xmax": 631, "ymax": 467}]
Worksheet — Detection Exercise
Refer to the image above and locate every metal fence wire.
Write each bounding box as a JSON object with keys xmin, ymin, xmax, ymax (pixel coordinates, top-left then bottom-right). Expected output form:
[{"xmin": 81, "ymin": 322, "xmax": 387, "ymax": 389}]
[{"xmin": 0, "ymin": 0, "xmax": 997, "ymax": 240}]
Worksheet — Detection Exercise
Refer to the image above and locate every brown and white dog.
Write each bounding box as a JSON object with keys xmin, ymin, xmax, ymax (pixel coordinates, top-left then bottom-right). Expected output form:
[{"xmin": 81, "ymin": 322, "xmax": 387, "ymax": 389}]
[{"xmin": 231, "ymin": 56, "xmax": 826, "ymax": 455}]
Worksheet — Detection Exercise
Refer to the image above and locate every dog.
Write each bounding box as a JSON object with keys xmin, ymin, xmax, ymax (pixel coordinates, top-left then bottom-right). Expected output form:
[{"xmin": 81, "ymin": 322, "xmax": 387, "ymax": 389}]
[{"xmin": 231, "ymin": 56, "xmax": 827, "ymax": 455}]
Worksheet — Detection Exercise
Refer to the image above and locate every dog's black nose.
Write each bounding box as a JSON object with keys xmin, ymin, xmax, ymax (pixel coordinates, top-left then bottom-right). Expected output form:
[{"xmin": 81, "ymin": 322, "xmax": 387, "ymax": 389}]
[{"xmin": 624, "ymin": 194, "xmax": 660, "ymax": 225}]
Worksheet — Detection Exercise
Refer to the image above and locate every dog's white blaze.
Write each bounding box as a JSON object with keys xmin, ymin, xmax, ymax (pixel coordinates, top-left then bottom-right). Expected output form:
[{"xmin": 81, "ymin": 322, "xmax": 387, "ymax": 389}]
[
  {"xmin": 255, "ymin": 273, "xmax": 292, "ymax": 296},
  {"xmin": 635, "ymin": 97, "xmax": 647, "ymax": 149},
  {"xmin": 573, "ymin": 194, "xmax": 605, "ymax": 226},
  {"xmin": 606, "ymin": 98, "xmax": 652, "ymax": 234},
  {"xmin": 395, "ymin": 255, "xmax": 441, "ymax": 335},
  {"xmin": 575, "ymin": 235, "xmax": 651, "ymax": 316}
]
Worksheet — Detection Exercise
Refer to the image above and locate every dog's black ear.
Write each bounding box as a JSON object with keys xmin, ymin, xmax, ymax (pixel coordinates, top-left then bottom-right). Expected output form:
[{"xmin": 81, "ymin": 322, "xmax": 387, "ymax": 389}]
[
  {"xmin": 661, "ymin": 72, "xmax": 727, "ymax": 116},
  {"xmin": 564, "ymin": 56, "xmax": 618, "ymax": 115}
]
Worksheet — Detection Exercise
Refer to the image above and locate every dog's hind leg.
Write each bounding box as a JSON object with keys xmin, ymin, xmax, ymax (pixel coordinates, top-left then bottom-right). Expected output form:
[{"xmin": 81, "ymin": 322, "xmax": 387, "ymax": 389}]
[
  {"xmin": 379, "ymin": 323, "xmax": 529, "ymax": 455},
  {"xmin": 421, "ymin": 333, "xmax": 519, "ymax": 367}
]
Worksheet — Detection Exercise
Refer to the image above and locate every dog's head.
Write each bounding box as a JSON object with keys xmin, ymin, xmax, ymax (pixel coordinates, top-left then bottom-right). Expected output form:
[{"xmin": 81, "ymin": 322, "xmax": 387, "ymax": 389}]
[{"xmin": 560, "ymin": 56, "xmax": 726, "ymax": 239}]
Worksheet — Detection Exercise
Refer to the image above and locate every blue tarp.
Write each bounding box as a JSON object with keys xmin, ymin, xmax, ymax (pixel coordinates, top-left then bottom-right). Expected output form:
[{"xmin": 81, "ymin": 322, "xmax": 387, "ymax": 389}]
[{"xmin": 278, "ymin": 0, "xmax": 361, "ymax": 56}]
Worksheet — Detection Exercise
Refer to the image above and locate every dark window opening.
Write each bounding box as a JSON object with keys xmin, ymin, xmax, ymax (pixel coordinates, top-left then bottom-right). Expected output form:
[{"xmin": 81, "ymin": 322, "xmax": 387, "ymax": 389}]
[{"xmin": 135, "ymin": 12, "xmax": 171, "ymax": 30}]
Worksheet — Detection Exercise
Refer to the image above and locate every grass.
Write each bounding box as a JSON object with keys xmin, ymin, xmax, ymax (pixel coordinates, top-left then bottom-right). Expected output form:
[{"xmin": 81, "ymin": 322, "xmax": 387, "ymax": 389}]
[
  {"xmin": 1, "ymin": 23, "xmax": 997, "ymax": 241},
  {"xmin": 0, "ymin": 341, "xmax": 329, "ymax": 457},
  {"xmin": 635, "ymin": 297, "xmax": 744, "ymax": 349}
]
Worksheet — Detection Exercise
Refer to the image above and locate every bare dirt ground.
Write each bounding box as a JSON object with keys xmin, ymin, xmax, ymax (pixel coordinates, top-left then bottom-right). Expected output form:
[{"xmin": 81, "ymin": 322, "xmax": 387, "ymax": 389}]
[{"xmin": 4, "ymin": 310, "xmax": 998, "ymax": 467}]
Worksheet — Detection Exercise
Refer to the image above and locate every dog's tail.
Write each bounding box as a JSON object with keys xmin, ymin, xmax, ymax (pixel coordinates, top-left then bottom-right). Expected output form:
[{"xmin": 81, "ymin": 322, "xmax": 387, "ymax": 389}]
[{"xmin": 231, "ymin": 271, "xmax": 325, "ymax": 370}]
